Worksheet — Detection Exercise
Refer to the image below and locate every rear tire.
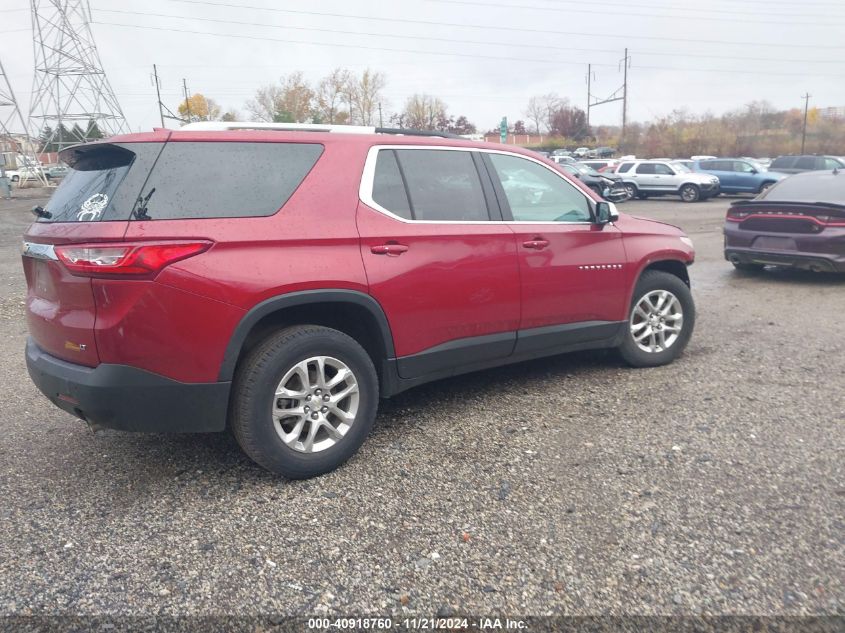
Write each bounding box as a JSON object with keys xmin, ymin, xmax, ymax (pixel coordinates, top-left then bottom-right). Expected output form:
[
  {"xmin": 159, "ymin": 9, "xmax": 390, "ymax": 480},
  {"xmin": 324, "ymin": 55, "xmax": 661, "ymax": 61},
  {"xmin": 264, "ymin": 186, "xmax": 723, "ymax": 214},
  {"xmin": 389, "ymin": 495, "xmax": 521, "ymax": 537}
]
[
  {"xmin": 636, "ymin": 192, "xmax": 649, "ymax": 200},
  {"xmin": 758, "ymin": 181, "xmax": 775, "ymax": 194},
  {"xmin": 679, "ymin": 184, "xmax": 700, "ymax": 203},
  {"xmin": 618, "ymin": 271, "xmax": 695, "ymax": 368},
  {"xmin": 230, "ymin": 325, "xmax": 378, "ymax": 478}
]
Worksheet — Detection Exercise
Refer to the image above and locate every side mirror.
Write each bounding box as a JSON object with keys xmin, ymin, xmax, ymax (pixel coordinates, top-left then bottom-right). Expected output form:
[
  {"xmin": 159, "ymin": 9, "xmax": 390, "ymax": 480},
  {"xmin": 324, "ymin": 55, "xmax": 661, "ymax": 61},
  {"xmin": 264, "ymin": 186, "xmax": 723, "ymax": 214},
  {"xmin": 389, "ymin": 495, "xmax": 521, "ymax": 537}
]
[
  {"xmin": 595, "ymin": 201, "xmax": 619, "ymax": 224},
  {"xmin": 749, "ymin": 169, "xmax": 758, "ymax": 174}
]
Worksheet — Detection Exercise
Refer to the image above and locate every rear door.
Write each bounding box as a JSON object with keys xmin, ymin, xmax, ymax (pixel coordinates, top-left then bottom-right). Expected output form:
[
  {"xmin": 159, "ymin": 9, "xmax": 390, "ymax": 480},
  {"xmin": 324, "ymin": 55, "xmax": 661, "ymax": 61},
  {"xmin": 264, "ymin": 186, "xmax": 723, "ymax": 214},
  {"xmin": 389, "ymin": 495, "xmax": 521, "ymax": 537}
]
[
  {"xmin": 483, "ymin": 151, "xmax": 627, "ymax": 352},
  {"xmin": 22, "ymin": 141, "xmax": 164, "ymax": 366},
  {"xmin": 357, "ymin": 146, "xmax": 521, "ymax": 379}
]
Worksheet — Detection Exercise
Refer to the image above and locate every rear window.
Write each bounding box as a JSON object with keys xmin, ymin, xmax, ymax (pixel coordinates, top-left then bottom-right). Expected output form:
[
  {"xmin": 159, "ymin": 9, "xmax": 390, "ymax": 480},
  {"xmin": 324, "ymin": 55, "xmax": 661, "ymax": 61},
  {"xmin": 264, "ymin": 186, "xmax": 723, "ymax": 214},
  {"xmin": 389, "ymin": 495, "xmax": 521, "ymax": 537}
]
[
  {"xmin": 758, "ymin": 173, "xmax": 845, "ymax": 204},
  {"xmin": 136, "ymin": 142, "xmax": 323, "ymax": 220},
  {"xmin": 42, "ymin": 144, "xmax": 138, "ymax": 222},
  {"xmin": 771, "ymin": 156, "xmax": 795, "ymax": 169}
]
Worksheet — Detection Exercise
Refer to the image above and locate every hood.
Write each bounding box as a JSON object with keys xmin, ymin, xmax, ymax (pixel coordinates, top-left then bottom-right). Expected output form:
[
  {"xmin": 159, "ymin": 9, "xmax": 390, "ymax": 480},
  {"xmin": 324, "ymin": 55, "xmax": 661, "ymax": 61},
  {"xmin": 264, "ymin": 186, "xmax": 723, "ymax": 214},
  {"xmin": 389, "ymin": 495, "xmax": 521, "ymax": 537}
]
[{"xmin": 688, "ymin": 172, "xmax": 720, "ymax": 184}]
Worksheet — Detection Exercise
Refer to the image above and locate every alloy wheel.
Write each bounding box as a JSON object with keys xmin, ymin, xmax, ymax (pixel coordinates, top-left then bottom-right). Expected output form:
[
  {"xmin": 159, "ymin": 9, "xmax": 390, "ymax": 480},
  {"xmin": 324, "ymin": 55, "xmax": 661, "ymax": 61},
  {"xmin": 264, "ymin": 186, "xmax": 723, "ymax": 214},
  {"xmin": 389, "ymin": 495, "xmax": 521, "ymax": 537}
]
[
  {"xmin": 272, "ymin": 356, "xmax": 359, "ymax": 453},
  {"xmin": 630, "ymin": 290, "xmax": 684, "ymax": 353}
]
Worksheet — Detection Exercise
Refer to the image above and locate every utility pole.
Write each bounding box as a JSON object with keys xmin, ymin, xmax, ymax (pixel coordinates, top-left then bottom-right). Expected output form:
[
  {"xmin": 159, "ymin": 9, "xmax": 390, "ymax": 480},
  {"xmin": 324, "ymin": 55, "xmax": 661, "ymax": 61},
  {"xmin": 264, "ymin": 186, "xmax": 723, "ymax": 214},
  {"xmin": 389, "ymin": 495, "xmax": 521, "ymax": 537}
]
[
  {"xmin": 622, "ymin": 48, "xmax": 629, "ymax": 140},
  {"xmin": 801, "ymin": 92, "xmax": 811, "ymax": 153},
  {"xmin": 182, "ymin": 78, "xmax": 192, "ymax": 121},
  {"xmin": 378, "ymin": 102, "xmax": 383, "ymax": 127},
  {"xmin": 586, "ymin": 64, "xmax": 591, "ymax": 128},
  {"xmin": 153, "ymin": 65, "xmax": 164, "ymax": 128}
]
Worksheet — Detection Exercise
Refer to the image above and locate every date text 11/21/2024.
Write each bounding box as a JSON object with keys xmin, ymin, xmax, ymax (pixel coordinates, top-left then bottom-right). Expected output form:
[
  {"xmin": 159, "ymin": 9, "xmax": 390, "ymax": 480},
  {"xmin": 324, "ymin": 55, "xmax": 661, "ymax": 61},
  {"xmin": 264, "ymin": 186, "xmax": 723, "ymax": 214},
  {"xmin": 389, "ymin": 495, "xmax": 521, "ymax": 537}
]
[{"xmin": 306, "ymin": 617, "xmax": 528, "ymax": 630}]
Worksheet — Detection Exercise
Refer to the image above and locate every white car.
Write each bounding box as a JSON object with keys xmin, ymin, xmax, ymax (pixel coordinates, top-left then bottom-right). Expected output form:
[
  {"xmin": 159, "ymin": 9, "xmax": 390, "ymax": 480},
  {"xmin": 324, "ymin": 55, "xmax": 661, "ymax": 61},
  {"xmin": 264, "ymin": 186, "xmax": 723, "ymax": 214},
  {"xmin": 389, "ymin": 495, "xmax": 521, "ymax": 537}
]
[
  {"xmin": 573, "ymin": 147, "xmax": 590, "ymax": 157},
  {"xmin": 617, "ymin": 159, "xmax": 720, "ymax": 202},
  {"xmin": 5, "ymin": 166, "xmax": 48, "ymax": 182}
]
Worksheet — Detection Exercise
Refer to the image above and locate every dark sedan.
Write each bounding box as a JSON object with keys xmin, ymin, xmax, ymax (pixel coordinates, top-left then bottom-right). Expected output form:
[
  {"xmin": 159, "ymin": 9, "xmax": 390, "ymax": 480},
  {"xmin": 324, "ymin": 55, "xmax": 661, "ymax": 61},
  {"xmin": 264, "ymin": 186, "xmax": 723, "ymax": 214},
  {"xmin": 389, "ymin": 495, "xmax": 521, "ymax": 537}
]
[{"xmin": 724, "ymin": 169, "xmax": 845, "ymax": 273}]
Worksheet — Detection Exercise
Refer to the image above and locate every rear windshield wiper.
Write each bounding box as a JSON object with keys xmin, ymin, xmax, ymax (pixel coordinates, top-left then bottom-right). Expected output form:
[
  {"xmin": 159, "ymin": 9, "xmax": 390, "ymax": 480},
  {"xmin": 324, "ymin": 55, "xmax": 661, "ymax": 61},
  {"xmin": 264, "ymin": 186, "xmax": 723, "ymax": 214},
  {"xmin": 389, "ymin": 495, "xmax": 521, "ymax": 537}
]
[
  {"xmin": 31, "ymin": 205, "xmax": 52, "ymax": 219},
  {"xmin": 133, "ymin": 188, "xmax": 156, "ymax": 220}
]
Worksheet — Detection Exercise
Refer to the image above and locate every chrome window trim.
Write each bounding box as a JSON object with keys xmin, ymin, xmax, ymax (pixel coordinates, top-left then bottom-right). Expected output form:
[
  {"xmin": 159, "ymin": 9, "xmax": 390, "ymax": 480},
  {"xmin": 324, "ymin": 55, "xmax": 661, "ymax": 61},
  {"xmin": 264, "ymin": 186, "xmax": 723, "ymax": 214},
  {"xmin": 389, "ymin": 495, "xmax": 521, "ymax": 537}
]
[
  {"xmin": 359, "ymin": 144, "xmax": 596, "ymax": 226},
  {"xmin": 21, "ymin": 241, "xmax": 58, "ymax": 261}
]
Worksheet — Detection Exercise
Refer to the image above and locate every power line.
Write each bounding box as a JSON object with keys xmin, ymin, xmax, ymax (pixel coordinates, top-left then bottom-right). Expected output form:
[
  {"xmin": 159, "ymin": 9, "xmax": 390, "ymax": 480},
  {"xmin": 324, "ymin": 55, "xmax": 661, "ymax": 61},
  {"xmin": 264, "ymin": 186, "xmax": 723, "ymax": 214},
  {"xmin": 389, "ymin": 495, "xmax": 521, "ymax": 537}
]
[
  {"xmin": 164, "ymin": 0, "xmax": 845, "ymax": 50},
  {"xmin": 427, "ymin": 0, "xmax": 845, "ymax": 26},
  {"xmin": 94, "ymin": 8, "xmax": 845, "ymax": 66},
  {"xmin": 93, "ymin": 22, "xmax": 845, "ymax": 78}
]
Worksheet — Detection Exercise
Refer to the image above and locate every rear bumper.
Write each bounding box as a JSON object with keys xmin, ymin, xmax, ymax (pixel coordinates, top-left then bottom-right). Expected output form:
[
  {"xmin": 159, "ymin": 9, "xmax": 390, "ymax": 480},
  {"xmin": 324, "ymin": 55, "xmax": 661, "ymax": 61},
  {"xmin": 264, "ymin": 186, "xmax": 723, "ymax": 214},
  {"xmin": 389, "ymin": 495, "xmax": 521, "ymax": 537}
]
[
  {"xmin": 25, "ymin": 338, "xmax": 230, "ymax": 432},
  {"xmin": 724, "ymin": 248, "xmax": 845, "ymax": 272}
]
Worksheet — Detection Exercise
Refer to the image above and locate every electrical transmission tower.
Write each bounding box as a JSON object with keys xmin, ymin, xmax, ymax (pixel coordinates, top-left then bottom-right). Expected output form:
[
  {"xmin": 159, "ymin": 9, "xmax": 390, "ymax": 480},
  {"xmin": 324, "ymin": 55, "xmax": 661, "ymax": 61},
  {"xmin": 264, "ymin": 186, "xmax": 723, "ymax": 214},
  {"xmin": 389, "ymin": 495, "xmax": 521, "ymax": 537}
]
[
  {"xmin": 1, "ymin": 58, "xmax": 48, "ymax": 185},
  {"xmin": 29, "ymin": 0, "xmax": 128, "ymax": 153}
]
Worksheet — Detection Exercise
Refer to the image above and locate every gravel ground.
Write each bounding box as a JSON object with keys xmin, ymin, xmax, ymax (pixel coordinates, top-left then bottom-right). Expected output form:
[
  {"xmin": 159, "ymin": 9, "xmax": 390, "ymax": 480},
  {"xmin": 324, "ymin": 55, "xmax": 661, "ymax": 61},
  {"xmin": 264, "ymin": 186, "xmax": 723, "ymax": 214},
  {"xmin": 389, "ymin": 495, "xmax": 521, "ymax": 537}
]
[{"xmin": 0, "ymin": 190, "xmax": 842, "ymax": 620}]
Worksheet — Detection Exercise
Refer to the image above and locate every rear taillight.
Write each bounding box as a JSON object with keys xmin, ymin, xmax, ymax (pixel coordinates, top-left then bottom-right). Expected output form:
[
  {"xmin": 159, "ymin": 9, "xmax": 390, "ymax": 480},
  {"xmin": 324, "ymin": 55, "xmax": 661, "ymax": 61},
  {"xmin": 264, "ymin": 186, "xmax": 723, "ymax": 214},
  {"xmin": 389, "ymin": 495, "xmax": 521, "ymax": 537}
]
[
  {"xmin": 726, "ymin": 208, "xmax": 751, "ymax": 222},
  {"xmin": 54, "ymin": 241, "xmax": 212, "ymax": 278}
]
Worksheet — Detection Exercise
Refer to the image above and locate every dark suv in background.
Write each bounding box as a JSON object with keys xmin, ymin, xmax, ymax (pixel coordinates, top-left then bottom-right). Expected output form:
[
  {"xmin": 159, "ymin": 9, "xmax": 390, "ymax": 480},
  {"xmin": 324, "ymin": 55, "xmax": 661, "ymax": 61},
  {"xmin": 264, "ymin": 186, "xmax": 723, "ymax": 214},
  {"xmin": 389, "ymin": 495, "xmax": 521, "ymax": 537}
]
[
  {"xmin": 23, "ymin": 122, "xmax": 696, "ymax": 478},
  {"xmin": 770, "ymin": 155, "xmax": 845, "ymax": 174}
]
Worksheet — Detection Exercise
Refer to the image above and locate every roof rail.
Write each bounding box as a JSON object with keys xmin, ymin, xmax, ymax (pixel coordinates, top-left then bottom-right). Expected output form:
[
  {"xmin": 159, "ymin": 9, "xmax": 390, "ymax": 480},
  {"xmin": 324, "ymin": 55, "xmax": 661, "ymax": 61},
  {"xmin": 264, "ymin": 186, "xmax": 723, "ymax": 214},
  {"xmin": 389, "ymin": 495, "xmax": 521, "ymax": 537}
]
[
  {"xmin": 179, "ymin": 121, "xmax": 376, "ymax": 133},
  {"xmin": 179, "ymin": 121, "xmax": 464, "ymax": 139}
]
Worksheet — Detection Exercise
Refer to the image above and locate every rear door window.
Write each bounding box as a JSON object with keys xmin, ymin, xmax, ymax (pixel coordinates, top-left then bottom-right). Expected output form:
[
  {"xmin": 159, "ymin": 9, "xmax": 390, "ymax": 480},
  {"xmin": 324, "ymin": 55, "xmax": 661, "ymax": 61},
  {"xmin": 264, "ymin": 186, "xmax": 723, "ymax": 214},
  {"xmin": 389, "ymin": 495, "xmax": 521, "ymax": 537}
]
[
  {"xmin": 135, "ymin": 142, "xmax": 323, "ymax": 220},
  {"xmin": 42, "ymin": 143, "xmax": 163, "ymax": 223},
  {"xmin": 371, "ymin": 150, "xmax": 412, "ymax": 220},
  {"xmin": 795, "ymin": 156, "xmax": 816, "ymax": 170},
  {"xmin": 392, "ymin": 149, "xmax": 489, "ymax": 221},
  {"xmin": 636, "ymin": 163, "xmax": 656, "ymax": 174}
]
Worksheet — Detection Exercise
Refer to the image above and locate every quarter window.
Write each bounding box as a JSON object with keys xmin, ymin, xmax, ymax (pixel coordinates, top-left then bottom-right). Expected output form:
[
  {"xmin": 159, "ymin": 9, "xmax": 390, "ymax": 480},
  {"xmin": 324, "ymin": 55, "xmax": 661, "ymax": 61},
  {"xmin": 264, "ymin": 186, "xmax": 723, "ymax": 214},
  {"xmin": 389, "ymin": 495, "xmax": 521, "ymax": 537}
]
[
  {"xmin": 617, "ymin": 162, "xmax": 635, "ymax": 173},
  {"xmin": 488, "ymin": 153, "xmax": 591, "ymax": 222},
  {"xmin": 134, "ymin": 142, "xmax": 323, "ymax": 220}
]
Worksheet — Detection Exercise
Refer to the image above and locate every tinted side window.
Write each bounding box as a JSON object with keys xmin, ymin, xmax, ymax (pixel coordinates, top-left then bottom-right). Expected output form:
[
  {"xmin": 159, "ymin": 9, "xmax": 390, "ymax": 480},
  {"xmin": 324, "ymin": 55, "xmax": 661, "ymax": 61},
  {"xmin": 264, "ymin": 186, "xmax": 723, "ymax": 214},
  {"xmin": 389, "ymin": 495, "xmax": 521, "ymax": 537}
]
[
  {"xmin": 795, "ymin": 156, "xmax": 816, "ymax": 170},
  {"xmin": 771, "ymin": 156, "xmax": 794, "ymax": 169},
  {"xmin": 137, "ymin": 142, "xmax": 323, "ymax": 220},
  {"xmin": 394, "ymin": 149, "xmax": 489, "ymax": 221},
  {"xmin": 700, "ymin": 161, "xmax": 716, "ymax": 169},
  {"xmin": 654, "ymin": 163, "xmax": 674, "ymax": 175},
  {"xmin": 636, "ymin": 163, "xmax": 656, "ymax": 174},
  {"xmin": 488, "ymin": 153, "xmax": 591, "ymax": 223},
  {"xmin": 371, "ymin": 150, "xmax": 411, "ymax": 219},
  {"xmin": 617, "ymin": 162, "xmax": 634, "ymax": 173}
]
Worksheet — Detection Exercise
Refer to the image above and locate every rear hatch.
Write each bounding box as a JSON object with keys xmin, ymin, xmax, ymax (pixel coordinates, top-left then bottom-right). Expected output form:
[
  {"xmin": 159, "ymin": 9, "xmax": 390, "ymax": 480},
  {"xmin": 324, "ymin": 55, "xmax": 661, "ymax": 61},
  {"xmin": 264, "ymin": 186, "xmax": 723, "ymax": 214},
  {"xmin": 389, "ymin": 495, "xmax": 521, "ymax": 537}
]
[{"xmin": 22, "ymin": 138, "xmax": 166, "ymax": 366}]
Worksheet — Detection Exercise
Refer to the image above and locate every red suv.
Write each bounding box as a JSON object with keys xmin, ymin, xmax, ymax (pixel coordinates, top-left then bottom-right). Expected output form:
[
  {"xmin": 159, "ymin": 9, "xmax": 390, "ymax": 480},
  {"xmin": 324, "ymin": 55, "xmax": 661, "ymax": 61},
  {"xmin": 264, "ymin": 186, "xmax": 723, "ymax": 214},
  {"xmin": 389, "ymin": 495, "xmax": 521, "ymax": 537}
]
[{"xmin": 23, "ymin": 123, "xmax": 696, "ymax": 478}]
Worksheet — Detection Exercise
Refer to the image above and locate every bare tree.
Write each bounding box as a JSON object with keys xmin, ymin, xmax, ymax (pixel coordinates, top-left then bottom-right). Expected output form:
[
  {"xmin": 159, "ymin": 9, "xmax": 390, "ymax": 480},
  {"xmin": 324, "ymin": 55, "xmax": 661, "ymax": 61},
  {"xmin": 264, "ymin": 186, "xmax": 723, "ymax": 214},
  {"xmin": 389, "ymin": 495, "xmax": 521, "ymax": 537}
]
[
  {"xmin": 349, "ymin": 69, "xmax": 386, "ymax": 125},
  {"xmin": 245, "ymin": 84, "xmax": 284, "ymax": 122},
  {"xmin": 315, "ymin": 68, "xmax": 352, "ymax": 124},
  {"xmin": 402, "ymin": 94, "xmax": 449, "ymax": 130},
  {"xmin": 245, "ymin": 72, "xmax": 314, "ymax": 123},
  {"xmin": 525, "ymin": 96, "xmax": 545, "ymax": 134}
]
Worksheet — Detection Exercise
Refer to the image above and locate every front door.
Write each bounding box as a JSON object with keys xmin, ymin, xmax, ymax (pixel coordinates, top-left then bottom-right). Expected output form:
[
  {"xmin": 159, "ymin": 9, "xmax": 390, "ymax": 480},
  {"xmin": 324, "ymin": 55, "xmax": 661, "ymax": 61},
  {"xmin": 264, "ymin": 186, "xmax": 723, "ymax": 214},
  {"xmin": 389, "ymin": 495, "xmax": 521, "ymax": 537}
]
[
  {"xmin": 482, "ymin": 152, "xmax": 628, "ymax": 355},
  {"xmin": 357, "ymin": 147, "xmax": 521, "ymax": 379}
]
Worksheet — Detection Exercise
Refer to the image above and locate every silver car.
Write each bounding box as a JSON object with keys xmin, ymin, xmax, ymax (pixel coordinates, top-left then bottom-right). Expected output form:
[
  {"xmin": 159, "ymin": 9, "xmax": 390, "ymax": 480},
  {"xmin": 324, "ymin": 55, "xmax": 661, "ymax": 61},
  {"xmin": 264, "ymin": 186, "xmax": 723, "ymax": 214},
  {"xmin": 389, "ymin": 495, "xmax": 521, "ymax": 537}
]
[{"xmin": 617, "ymin": 160, "xmax": 720, "ymax": 202}]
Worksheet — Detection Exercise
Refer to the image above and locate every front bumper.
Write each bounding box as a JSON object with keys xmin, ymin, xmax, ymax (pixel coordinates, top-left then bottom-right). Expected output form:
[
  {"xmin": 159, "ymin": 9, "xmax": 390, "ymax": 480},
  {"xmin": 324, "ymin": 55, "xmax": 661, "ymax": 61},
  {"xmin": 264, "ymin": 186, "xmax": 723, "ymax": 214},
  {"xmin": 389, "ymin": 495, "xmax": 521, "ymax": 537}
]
[{"xmin": 25, "ymin": 338, "xmax": 230, "ymax": 432}]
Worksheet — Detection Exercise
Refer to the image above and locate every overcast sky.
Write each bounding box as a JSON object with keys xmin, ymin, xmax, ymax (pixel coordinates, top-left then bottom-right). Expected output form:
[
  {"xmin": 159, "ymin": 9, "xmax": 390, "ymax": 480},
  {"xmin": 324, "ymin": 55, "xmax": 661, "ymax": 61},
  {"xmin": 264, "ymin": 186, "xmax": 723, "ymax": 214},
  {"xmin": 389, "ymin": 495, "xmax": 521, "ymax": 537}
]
[{"xmin": 3, "ymin": 0, "xmax": 845, "ymax": 134}]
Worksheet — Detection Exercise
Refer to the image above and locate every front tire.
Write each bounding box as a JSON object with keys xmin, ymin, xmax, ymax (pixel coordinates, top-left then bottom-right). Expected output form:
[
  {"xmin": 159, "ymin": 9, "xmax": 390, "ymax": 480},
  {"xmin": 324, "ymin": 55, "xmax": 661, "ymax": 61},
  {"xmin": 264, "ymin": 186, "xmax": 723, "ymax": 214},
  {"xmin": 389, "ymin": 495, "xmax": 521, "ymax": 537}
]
[
  {"xmin": 618, "ymin": 271, "xmax": 695, "ymax": 368},
  {"xmin": 758, "ymin": 181, "xmax": 775, "ymax": 194},
  {"xmin": 230, "ymin": 325, "xmax": 378, "ymax": 478},
  {"xmin": 623, "ymin": 183, "xmax": 638, "ymax": 199},
  {"xmin": 679, "ymin": 184, "xmax": 700, "ymax": 203}
]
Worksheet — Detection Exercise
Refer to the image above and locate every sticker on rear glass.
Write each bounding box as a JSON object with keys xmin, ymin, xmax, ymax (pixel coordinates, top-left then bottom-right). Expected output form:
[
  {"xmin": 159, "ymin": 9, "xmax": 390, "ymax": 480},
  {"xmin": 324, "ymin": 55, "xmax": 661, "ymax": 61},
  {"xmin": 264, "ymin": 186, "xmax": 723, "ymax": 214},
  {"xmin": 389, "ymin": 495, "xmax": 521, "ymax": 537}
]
[{"xmin": 77, "ymin": 193, "xmax": 109, "ymax": 221}]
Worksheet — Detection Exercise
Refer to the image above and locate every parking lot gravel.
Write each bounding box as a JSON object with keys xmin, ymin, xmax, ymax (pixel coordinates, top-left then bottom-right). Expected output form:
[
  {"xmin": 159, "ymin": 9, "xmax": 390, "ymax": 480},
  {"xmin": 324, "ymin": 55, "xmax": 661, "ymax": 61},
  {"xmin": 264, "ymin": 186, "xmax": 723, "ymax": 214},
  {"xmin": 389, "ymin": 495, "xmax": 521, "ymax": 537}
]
[{"xmin": 0, "ymin": 190, "xmax": 842, "ymax": 619}]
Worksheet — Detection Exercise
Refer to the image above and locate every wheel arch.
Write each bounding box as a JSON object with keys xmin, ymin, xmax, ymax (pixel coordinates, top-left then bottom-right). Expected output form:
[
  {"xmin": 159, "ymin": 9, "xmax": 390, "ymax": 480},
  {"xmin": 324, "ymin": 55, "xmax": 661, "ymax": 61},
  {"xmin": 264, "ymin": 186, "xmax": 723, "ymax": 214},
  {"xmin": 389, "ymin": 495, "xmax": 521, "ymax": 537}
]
[
  {"xmin": 625, "ymin": 257, "xmax": 691, "ymax": 312},
  {"xmin": 218, "ymin": 290, "xmax": 396, "ymax": 382}
]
